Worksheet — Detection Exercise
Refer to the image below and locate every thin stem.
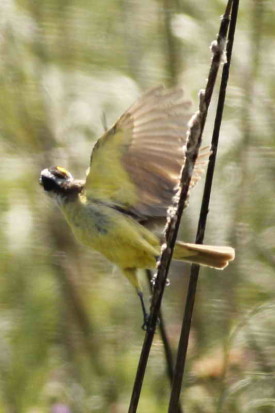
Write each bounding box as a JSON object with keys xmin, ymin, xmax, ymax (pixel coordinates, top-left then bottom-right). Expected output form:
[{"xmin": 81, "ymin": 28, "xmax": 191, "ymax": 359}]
[
  {"xmin": 162, "ymin": 0, "xmax": 180, "ymax": 85},
  {"xmin": 128, "ymin": 2, "xmax": 232, "ymax": 409},
  {"xmin": 168, "ymin": 1, "xmax": 239, "ymax": 411},
  {"xmin": 145, "ymin": 270, "xmax": 183, "ymax": 413}
]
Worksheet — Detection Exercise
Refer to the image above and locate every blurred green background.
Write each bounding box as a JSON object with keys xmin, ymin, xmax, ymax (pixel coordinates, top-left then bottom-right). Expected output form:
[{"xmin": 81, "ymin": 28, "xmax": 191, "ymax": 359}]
[{"xmin": 1, "ymin": 0, "xmax": 275, "ymax": 412}]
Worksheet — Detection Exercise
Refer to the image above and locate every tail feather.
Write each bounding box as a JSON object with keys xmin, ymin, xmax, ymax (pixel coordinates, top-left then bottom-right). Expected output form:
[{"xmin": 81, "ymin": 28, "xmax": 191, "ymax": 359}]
[{"xmin": 174, "ymin": 241, "xmax": 235, "ymax": 269}]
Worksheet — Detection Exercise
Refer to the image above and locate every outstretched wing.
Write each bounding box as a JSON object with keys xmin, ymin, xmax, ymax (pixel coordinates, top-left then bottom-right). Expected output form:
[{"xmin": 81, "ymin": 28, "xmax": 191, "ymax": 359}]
[{"xmin": 84, "ymin": 86, "xmax": 203, "ymax": 219}]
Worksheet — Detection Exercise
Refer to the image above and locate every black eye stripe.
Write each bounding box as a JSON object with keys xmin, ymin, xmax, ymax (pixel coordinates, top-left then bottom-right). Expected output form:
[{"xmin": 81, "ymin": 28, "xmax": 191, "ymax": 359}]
[{"xmin": 41, "ymin": 175, "xmax": 59, "ymax": 192}]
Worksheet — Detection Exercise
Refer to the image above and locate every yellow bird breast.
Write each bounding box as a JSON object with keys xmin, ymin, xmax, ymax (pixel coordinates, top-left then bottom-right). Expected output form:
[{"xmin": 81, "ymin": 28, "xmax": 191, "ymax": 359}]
[{"xmin": 60, "ymin": 196, "xmax": 160, "ymax": 270}]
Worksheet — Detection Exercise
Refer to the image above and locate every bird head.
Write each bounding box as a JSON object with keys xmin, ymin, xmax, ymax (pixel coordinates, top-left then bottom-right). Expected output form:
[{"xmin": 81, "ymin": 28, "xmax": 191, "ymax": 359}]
[{"xmin": 39, "ymin": 166, "xmax": 83, "ymax": 201}]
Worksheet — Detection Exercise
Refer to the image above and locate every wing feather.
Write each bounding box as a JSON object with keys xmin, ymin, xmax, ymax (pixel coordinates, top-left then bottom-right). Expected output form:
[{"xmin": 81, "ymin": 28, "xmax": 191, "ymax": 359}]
[{"xmin": 84, "ymin": 86, "xmax": 207, "ymax": 219}]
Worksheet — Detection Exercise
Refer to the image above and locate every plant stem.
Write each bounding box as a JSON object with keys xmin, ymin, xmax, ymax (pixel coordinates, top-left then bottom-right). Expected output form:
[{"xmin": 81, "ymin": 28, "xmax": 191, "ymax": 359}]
[{"xmin": 168, "ymin": 1, "xmax": 239, "ymax": 411}]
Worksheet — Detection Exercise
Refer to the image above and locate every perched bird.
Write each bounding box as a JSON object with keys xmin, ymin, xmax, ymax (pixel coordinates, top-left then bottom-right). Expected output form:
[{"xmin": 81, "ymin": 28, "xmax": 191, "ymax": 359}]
[{"xmin": 40, "ymin": 86, "xmax": 235, "ymax": 326}]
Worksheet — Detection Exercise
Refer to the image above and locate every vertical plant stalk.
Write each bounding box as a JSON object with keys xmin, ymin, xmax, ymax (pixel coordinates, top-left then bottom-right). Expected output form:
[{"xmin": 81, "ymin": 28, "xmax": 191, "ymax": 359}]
[
  {"xmin": 128, "ymin": 105, "xmax": 200, "ymax": 413},
  {"xmin": 146, "ymin": 270, "xmax": 183, "ymax": 413},
  {"xmin": 128, "ymin": 2, "xmax": 234, "ymax": 411},
  {"xmin": 168, "ymin": 1, "xmax": 239, "ymax": 411},
  {"xmin": 51, "ymin": 225, "xmax": 104, "ymax": 377},
  {"xmin": 146, "ymin": 270, "xmax": 174, "ymax": 385},
  {"xmin": 162, "ymin": 0, "xmax": 180, "ymax": 85}
]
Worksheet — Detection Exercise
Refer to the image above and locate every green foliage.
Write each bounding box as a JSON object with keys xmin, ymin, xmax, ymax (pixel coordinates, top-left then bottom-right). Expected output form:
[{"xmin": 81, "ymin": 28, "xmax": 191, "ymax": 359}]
[{"xmin": 1, "ymin": 0, "xmax": 275, "ymax": 411}]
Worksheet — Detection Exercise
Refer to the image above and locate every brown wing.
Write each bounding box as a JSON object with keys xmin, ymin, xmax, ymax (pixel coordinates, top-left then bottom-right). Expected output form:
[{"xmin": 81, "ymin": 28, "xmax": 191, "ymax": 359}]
[{"xmin": 85, "ymin": 86, "xmax": 203, "ymax": 219}]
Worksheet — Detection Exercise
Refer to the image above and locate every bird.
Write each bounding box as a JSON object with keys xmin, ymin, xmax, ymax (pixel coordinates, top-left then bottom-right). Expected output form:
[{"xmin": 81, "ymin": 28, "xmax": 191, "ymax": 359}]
[{"xmin": 40, "ymin": 86, "xmax": 235, "ymax": 327}]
